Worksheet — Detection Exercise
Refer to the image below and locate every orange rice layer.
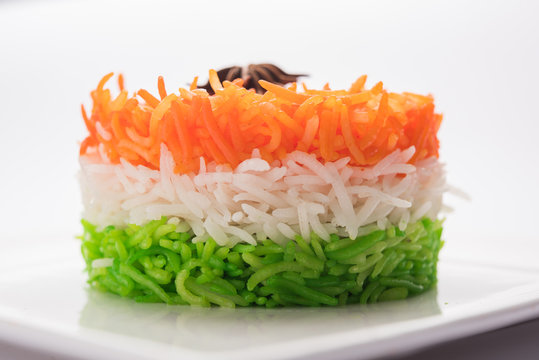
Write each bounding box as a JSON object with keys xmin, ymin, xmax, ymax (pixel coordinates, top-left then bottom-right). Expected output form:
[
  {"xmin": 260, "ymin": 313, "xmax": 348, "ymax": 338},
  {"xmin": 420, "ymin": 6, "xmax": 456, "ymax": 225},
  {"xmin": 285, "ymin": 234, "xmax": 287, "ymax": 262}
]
[{"xmin": 80, "ymin": 71, "xmax": 442, "ymax": 174}]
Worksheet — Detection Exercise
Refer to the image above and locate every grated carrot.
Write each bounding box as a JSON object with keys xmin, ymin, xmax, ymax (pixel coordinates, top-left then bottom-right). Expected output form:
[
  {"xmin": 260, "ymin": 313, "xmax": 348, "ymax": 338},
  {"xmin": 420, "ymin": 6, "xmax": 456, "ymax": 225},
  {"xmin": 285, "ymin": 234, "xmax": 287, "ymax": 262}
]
[
  {"xmin": 110, "ymin": 90, "xmax": 128, "ymax": 111},
  {"xmin": 190, "ymin": 76, "xmax": 199, "ymax": 91},
  {"xmin": 118, "ymin": 138, "xmax": 151, "ymax": 163},
  {"xmin": 80, "ymin": 72, "xmax": 442, "ymax": 173},
  {"xmin": 137, "ymin": 89, "xmax": 160, "ymax": 108},
  {"xmin": 349, "ymin": 75, "xmax": 367, "ymax": 93},
  {"xmin": 81, "ymin": 105, "xmax": 94, "ymax": 136},
  {"xmin": 110, "ymin": 113, "xmax": 126, "ymax": 140},
  {"xmin": 118, "ymin": 74, "xmax": 125, "ymax": 92},
  {"xmin": 150, "ymin": 94, "xmax": 178, "ymax": 140},
  {"xmin": 200, "ymin": 97, "xmax": 239, "ymax": 166},
  {"xmin": 297, "ymin": 95, "xmax": 323, "ymax": 116},
  {"xmin": 125, "ymin": 127, "xmax": 152, "ymax": 148},
  {"xmin": 157, "ymin": 76, "xmax": 167, "ymax": 100},
  {"xmin": 298, "ymin": 114, "xmax": 320, "ymax": 152},
  {"xmin": 259, "ymin": 80, "xmax": 309, "ymax": 103},
  {"xmin": 208, "ymin": 69, "xmax": 223, "ymax": 93},
  {"xmin": 170, "ymin": 101, "xmax": 193, "ymax": 166},
  {"xmin": 261, "ymin": 115, "xmax": 282, "ymax": 153},
  {"xmin": 340, "ymin": 104, "xmax": 366, "ymax": 163},
  {"xmin": 97, "ymin": 72, "xmax": 114, "ymax": 92}
]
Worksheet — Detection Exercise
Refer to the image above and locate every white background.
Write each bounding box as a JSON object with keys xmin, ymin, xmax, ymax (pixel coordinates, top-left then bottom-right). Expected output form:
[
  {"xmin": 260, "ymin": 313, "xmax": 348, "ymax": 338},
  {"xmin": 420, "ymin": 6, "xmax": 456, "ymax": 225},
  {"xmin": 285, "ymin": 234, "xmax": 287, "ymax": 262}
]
[{"xmin": 1, "ymin": 0, "xmax": 538, "ymax": 267}]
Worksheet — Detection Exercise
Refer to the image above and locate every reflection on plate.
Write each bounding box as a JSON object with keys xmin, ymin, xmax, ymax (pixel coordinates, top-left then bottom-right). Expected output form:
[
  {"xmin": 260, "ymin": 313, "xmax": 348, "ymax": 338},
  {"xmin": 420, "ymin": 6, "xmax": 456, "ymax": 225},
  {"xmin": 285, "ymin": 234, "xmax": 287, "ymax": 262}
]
[
  {"xmin": 0, "ymin": 238, "xmax": 539, "ymax": 360},
  {"xmin": 80, "ymin": 289, "xmax": 440, "ymax": 352}
]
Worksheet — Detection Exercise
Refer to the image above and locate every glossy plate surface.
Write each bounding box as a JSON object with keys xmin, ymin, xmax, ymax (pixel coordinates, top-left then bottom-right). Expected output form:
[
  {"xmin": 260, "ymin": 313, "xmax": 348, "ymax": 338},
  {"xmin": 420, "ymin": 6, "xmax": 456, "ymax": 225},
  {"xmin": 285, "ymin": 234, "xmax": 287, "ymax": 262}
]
[{"xmin": 1, "ymin": 237, "xmax": 538, "ymax": 360}]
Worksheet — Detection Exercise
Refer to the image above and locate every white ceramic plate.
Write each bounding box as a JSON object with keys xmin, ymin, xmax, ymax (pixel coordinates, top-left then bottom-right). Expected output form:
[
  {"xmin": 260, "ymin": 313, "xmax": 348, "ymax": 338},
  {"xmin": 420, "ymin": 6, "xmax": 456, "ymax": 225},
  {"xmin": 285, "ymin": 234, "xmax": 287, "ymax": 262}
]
[{"xmin": 1, "ymin": 237, "xmax": 538, "ymax": 360}]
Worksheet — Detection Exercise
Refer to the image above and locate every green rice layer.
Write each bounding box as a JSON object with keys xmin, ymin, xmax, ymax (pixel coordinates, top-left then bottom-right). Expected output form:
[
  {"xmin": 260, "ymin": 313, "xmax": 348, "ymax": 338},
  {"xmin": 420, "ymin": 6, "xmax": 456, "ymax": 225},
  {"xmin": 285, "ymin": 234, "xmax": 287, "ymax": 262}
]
[{"xmin": 80, "ymin": 218, "xmax": 443, "ymax": 307}]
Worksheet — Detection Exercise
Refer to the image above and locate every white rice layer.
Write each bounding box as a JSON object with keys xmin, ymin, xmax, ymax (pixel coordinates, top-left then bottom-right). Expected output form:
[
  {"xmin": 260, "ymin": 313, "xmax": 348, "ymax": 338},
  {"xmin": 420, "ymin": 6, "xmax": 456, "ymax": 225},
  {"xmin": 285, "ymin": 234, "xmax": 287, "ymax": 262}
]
[{"xmin": 79, "ymin": 145, "xmax": 446, "ymax": 246}]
